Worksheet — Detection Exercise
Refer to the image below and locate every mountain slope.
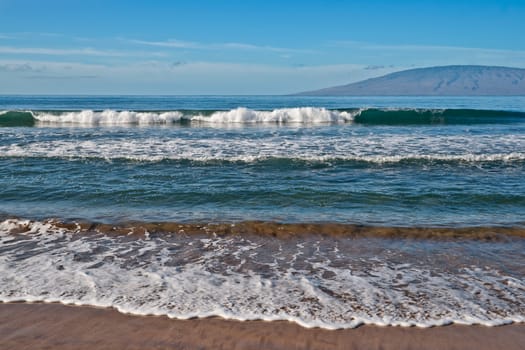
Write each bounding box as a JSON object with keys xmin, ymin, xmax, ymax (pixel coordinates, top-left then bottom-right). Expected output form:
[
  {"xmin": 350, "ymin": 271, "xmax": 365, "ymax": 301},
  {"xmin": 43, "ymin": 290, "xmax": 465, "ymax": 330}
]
[{"xmin": 297, "ymin": 65, "xmax": 525, "ymax": 96}]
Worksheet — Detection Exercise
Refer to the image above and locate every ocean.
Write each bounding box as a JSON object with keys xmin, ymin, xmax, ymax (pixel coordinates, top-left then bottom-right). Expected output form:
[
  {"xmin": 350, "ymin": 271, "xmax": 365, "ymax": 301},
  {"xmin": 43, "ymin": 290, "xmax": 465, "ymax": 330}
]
[{"xmin": 0, "ymin": 95, "xmax": 524, "ymax": 329}]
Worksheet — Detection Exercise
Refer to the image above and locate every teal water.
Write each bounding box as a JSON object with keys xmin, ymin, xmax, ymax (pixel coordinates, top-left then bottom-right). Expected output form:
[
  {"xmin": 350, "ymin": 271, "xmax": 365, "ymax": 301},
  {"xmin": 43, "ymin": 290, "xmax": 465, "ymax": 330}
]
[{"xmin": 1, "ymin": 95, "xmax": 525, "ymax": 226}]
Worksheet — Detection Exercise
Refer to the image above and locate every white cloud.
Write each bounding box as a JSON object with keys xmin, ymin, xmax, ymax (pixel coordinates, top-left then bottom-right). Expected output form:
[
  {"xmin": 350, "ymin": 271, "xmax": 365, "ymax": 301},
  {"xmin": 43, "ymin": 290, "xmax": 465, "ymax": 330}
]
[
  {"xmin": 0, "ymin": 32, "xmax": 64, "ymax": 39},
  {"xmin": 0, "ymin": 46, "xmax": 167, "ymax": 58},
  {"xmin": 0, "ymin": 62, "xmax": 44, "ymax": 72},
  {"xmin": 0, "ymin": 46, "xmax": 126, "ymax": 56},
  {"xmin": 25, "ymin": 75, "xmax": 98, "ymax": 80},
  {"xmin": 217, "ymin": 42, "xmax": 312, "ymax": 54},
  {"xmin": 0, "ymin": 59, "xmax": 107, "ymax": 72},
  {"xmin": 326, "ymin": 40, "xmax": 525, "ymax": 69},
  {"xmin": 128, "ymin": 39, "xmax": 200, "ymax": 49},
  {"xmin": 330, "ymin": 40, "xmax": 525, "ymax": 58},
  {"xmin": 0, "ymin": 58, "xmax": 388, "ymax": 94},
  {"xmin": 128, "ymin": 38, "xmax": 314, "ymax": 54}
]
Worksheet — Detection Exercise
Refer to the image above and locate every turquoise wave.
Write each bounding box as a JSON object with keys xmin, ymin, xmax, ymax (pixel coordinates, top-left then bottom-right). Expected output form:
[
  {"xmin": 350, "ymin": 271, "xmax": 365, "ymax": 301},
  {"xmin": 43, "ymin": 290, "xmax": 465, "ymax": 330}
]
[
  {"xmin": 1, "ymin": 108, "xmax": 525, "ymax": 127},
  {"xmin": 0, "ymin": 111, "xmax": 36, "ymax": 127},
  {"xmin": 353, "ymin": 108, "xmax": 525, "ymax": 125}
]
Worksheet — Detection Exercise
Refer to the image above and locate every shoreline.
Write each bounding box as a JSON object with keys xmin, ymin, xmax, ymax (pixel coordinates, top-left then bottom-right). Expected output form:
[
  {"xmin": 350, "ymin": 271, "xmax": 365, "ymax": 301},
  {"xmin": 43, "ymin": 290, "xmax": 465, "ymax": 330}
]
[
  {"xmin": 3, "ymin": 217, "xmax": 525, "ymax": 240},
  {"xmin": 1, "ymin": 303, "xmax": 524, "ymax": 350}
]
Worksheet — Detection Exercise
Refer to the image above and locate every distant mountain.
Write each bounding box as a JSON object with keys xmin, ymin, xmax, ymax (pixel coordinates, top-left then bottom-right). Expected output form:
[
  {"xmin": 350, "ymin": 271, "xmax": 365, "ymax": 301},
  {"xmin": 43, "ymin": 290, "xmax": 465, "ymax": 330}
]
[{"xmin": 297, "ymin": 65, "xmax": 525, "ymax": 96}]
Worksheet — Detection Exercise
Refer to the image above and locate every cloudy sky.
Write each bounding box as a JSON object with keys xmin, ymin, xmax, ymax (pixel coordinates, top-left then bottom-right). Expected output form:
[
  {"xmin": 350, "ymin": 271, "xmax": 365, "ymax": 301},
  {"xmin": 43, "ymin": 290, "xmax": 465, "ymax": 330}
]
[{"xmin": 1, "ymin": 0, "xmax": 524, "ymax": 94}]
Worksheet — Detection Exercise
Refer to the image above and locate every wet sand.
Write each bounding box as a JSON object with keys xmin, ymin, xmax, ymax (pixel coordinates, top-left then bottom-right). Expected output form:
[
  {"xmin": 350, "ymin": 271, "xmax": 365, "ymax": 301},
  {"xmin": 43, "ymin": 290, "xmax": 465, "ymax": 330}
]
[
  {"xmin": 9, "ymin": 217, "xmax": 525, "ymax": 240},
  {"xmin": 1, "ymin": 303, "xmax": 524, "ymax": 350}
]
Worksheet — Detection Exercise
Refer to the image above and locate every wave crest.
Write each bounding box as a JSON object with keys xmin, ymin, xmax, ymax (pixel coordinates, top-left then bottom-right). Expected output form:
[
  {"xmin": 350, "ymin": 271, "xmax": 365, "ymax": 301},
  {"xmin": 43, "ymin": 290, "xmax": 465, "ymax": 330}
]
[
  {"xmin": 2, "ymin": 107, "xmax": 525, "ymax": 127},
  {"xmin": 190, "ymin": 107, "xmax": 355, "ymax": 124},
  {"xmin": 30, "ymin": 107, "xmax": 355, "ymax": 125},
  {"xmin": 33, "ymin": 110, "xmax": 184, "ymax": 125}
]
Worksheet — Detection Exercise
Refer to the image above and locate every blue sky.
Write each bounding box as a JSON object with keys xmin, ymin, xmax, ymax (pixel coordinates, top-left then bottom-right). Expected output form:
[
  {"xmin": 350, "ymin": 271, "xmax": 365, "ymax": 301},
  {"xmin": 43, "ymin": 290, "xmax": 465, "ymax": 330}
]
[{"xmin": 1, "ymin": 0, "xmax": 524, "ymax": 94}]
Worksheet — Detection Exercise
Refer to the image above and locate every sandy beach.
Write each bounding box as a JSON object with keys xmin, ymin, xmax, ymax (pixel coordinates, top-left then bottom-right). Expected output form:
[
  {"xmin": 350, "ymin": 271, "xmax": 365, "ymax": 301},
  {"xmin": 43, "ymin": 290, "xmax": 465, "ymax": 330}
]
[{"xmin": 1, "ymin": 303, "xmax": 523, "ymax": 350}]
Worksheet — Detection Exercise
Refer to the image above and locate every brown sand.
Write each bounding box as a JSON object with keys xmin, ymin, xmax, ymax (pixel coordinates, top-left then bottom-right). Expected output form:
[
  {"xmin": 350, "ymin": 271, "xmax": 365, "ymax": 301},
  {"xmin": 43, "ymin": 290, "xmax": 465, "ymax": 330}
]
[
  {"xmin": 0, "ymin": 303, "xmax": 524, "ymax": 350},
  {"xmin": 9, "ymin": 217, "xmax": 525, "ymax": 240},
  {"xmin": 72, "ymin": 220, "xmax": 525, "ymax": 239}
]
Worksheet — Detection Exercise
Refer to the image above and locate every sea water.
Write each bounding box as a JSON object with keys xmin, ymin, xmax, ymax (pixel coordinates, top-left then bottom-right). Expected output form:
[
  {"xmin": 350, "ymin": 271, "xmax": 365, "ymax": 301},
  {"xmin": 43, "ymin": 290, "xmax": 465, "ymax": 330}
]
[{"xmin": 1, "ymin": 95, "xmax": 524, "ymax": 328}]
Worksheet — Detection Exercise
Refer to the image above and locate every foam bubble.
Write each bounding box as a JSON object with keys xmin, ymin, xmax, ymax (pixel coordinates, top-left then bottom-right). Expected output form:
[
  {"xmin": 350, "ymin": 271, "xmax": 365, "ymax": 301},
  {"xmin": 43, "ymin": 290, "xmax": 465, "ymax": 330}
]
[
  {"xmin": 33, "ymin": 110, "xmax": 184, "ymax": 125},
  {"xmin": 0, "ymin": 218, "xmax": 67, "ymax": 236},
  {"xmin": 191, "ymin": 107, "xmax": 355, "ymax": 124},
  {"xmin": 1, "ymin": 219, "xmax": 524, "ymax": 329},
  {"xmin": 30, "ymin": 108, "xmax": 355, "ymax": 125},
  {"xmin": 1, "ymin": 130, "xmax": 524, "ymax": 163}
]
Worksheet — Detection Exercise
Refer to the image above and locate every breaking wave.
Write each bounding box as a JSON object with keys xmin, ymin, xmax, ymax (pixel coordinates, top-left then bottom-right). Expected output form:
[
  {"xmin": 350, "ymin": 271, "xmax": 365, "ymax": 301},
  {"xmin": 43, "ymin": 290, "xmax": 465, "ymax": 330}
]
[{"xmin": 1, "ymin": 107, "xmax": 524, "ymax": 127}]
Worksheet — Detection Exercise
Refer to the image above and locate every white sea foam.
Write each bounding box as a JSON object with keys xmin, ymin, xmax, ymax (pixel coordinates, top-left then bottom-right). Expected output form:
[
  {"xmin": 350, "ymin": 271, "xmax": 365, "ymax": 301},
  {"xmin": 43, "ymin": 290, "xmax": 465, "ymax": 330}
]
[
  {"xmin": 30, "ymin": 108, "xmax": 356, "ymax": 125},
  {"xmin": 1, "ymin": 130, "xmax": 524, "ymax": 163},
  {"xmin": 190, "ymin": 107, "xmax": 355, "ymax": 124},
  {"xmin": 1, "ymin": 219, "xmax": 524, "ymax": 329},
  {"xmin": 33, "ymin": 110, "xmax": 184, "ymax": 125}
]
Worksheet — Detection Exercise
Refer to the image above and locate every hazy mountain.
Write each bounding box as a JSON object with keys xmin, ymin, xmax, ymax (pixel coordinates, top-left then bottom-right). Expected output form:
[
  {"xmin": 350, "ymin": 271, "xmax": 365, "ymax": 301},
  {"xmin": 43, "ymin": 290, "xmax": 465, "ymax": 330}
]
[{"xmin": 297, "ymin": 65, "xmax": 525, "ymax": 96}]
